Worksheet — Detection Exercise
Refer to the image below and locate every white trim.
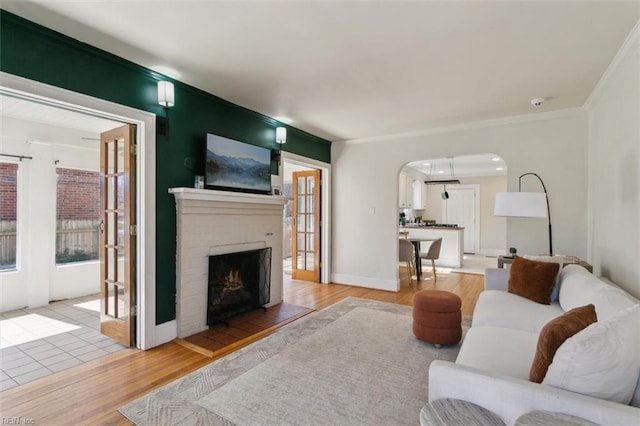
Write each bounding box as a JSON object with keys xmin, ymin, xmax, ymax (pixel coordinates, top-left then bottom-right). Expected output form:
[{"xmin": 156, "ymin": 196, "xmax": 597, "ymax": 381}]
[
  {"xmin": 442, "ymin": 184, "xmax": 481, "ymax": 254},
  {"xmin": 0, "ymin": 72, "xmax": 157, "ymax": 350},
  {"xmin": 330, "ymin": 273, "xmax": 397, "ymax": 291},
  {"xmin": 169, "ymin": 187, "xmax": 286, "ymax": 205},
  {"xmin": 584, "ymin": 19, "xmax": 640, "ymax": 110},
  {"xmin": 340, "ymin": 107, "xmax": 585, "ymax": 145},
  {"xmin": 281, "ymin": 151, "xmax": 332, "ymax": 284},
  {"xmin": 154, "ymin": 320, "xmax": 177, "ymax": 346}
]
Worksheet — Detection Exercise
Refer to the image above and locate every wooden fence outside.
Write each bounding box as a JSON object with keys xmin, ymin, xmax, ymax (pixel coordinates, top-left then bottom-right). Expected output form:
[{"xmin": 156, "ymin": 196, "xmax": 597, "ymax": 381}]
[
  {"xmin": 55, "ymin": 219, "xmax": 100, "ymax": 262},
  {"xmin": 0, "ymin": 219, "xmax": 100, "ymax": 266},
  {"xmin": 0, "ymin": 221, "xmax": 16, "ymax": 267}
]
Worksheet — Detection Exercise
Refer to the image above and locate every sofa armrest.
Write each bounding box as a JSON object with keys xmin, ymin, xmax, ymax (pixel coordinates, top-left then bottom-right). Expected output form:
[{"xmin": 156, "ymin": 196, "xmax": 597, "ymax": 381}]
[
  {"xmin": 428, "ymin": 360, "xmax": 640, "ymax": 426},
  {"xmin": 484, "ymin": 268, "xmax": 509, "ymax": 291}
]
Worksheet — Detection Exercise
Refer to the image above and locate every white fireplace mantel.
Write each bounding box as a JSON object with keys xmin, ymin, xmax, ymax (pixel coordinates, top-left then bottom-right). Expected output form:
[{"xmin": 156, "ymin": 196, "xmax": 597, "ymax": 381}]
[
  {"xmin": 169, "ymin": 187, "xmax": 286, "ymax": 338},
  {"xmin": 169, "ymin": 187, "xmax": 286, "ymax": 206}
]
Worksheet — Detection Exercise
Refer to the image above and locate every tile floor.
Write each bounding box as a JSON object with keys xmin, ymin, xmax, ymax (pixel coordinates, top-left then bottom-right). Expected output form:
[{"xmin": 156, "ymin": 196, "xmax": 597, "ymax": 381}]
[{"xmin": 0, "ymin": 294, "xmax": 128, "ymax": 392}]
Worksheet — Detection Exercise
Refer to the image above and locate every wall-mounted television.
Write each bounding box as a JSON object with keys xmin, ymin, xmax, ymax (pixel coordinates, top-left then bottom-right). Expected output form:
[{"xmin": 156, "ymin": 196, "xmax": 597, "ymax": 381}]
[{"xmin": 205, "ymin": 133, "xmax": 272, "ymax": 195}]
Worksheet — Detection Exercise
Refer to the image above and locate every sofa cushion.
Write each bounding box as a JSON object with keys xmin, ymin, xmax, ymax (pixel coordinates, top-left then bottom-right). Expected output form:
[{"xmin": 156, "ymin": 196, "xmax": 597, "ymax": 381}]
[
  {"xmin": 473, "ymin": 290, "xmax": 564, "ymax": 333},
  {"xmin": 523, "ymin": 255, "xmax": 564, "ymax": 302},
  {"xmin": 543, "ymin": 305, "xmax": 640, "ymax": 404},
  {"xmin": 508, "ymin": 256, "xmax": 560, "ymax": 305},
  {"xmin": 592, "ymin": 284, "xmax": 639, "ymax": 321},
  {"xmin": 529, "ymin": 304, "xmax": 597, "ymax": 383},
  {"xmin": 456, "ymin": 326, "xmax": 539, "ymax": 380},
  {"xmin": 558, "ymin": 265, "xmax": 638, "ymax": 321}
]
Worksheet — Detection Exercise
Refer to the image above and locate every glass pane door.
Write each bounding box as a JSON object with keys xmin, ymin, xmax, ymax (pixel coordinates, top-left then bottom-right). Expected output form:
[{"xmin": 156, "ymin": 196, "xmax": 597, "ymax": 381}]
[{"xmin": 291, "ymin": 170, "xmax": 321, "ymax": 282}]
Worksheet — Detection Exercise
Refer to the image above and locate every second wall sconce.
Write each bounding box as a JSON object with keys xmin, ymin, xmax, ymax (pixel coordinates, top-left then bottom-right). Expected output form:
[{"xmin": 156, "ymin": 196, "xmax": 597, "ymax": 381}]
[
  {"xmin": 157, "ymin": 81, "xmax": 175, "ymax": 108},
  {"xmin": 157, "ymin": 81, "xmax": 174, "ymax": 136},
  {"xmin": 276, "ymin": 127, "xmax": 287, "ymax": 144}
]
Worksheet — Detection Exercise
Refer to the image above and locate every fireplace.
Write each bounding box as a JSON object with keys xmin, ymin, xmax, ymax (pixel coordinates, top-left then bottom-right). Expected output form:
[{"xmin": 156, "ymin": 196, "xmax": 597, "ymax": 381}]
[
  {"xmin": 207, "ymin": 247, "xmax": 272, "ymax": 325},
  {"xmin": 170, "ymin": 187, "xmax": 286, "ymax": 338}
]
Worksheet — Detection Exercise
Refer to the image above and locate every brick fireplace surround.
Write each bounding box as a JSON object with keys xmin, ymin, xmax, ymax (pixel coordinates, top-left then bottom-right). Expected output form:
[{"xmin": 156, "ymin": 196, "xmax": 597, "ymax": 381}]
[{"xmin": 170, "ymin": 188, "xmax": 286, "ymax": 338}]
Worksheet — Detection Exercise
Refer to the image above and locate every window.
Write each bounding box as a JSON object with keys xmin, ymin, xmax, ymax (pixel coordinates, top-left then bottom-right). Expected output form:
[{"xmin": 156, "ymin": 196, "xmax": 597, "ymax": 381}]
[
  {"xmin": 0, "ymin": 163, "xmax": 18, "ymax": 271},
  {"xmin": 55, "ymin": 168, "xmax": 100, "ymax": 264}
]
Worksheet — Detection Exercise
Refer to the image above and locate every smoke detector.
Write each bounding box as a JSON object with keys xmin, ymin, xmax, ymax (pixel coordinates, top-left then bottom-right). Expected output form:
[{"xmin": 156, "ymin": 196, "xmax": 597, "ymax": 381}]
[{"xmin": 531, "ymin": 98, "xmax": 545, "ymax": 107}]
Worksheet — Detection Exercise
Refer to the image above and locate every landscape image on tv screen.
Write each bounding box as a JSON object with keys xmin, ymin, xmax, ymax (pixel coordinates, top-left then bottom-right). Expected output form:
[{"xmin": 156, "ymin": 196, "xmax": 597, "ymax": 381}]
[{"xmin": 205, "ymin": 133, "xmax": 272, "ymax": 194}]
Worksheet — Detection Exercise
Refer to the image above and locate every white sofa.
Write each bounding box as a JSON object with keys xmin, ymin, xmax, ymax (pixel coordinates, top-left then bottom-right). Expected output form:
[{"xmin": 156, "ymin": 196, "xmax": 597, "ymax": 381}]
[{"xmin": 428, "ymin": 265, "xmax": 640, "ymax": 425}]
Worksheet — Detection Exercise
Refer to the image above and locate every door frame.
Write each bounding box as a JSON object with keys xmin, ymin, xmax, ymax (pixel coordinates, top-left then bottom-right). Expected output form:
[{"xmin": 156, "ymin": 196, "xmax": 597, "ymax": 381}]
[
  {"xmin": 282, "ymin": 152, "xmax": 331, "ymax": 284},
  {"xmin": 1, "ymin": 72, "xmax": 157, "ymax": 350},
  {"xmin": 441, "ymin": 184, "xmax": 480, "ymax": 254}
]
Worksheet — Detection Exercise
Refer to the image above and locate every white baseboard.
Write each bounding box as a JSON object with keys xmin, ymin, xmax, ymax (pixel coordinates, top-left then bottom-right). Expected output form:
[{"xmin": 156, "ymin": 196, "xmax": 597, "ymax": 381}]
[
  {"xmin": 154, "ymin": 320, "xmax": 177, "ymax": 347},
  {"xmin": 330, "ymin": 274, "xmax": 398, "ymax": 292}
]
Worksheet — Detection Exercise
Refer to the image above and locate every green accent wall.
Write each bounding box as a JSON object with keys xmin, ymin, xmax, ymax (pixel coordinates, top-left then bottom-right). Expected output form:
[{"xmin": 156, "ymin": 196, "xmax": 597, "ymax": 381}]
[{"xmin": 0, "ymin": 10, "xmax": 331, "ymax": 324}]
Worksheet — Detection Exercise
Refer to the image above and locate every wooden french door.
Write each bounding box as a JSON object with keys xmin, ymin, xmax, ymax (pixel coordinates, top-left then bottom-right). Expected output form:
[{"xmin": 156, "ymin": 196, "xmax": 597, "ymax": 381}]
[
  {"xmin": 292, "ymin": 169, "xmax": 321, "ymax": 282},
  {"xmin": 99, "ymin": 124, "xmax": 136, "ymax": 347}
]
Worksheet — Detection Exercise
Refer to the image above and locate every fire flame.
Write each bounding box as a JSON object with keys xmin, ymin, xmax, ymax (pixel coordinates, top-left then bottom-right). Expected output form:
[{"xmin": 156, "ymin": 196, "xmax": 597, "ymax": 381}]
[{"xmin": 224, "ymin": 268, "xmax": 244, "ymax": 291}]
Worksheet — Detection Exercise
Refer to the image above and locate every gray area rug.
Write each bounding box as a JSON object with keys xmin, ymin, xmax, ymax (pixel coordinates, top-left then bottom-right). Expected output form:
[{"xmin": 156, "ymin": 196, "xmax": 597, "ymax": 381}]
[{"xmin": 119, "ymin": 297, "xmax": 466, "ymax": 425}]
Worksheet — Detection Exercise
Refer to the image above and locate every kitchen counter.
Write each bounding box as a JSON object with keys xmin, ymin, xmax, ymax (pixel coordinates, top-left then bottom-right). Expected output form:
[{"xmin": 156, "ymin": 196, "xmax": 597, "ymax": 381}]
[
  {"xmin": 403, "ymin": 226, "xmax": 464, "ymax": 268},
  {"xmin": 404, "ymin": 224, "xmax": 465, "ymax": 230}
]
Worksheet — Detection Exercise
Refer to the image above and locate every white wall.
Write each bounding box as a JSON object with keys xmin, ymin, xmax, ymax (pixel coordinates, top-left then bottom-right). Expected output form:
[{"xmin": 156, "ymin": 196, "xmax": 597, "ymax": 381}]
[
  {"xmin": 332, "ymin": 111, "xmax": 588, "ymax": 291},
  {"xmin": 585, "ymin": 22, "xmax": 640, "ymax": 299},
  {"xmin": 0, "ymin": 116, "xmax": 100, "ymax": 312},
  {"xmin": 469, "ymin": 176, "xmax": 507, "ymax": 255}
]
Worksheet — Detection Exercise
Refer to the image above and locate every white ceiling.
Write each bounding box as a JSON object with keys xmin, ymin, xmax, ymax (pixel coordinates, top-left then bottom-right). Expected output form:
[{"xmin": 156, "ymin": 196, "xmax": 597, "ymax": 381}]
[
  {"xmin": 2, "ymin": 1, "xmax": 638, "ymax": 144},
  {"xmin": 0, "ymin": 94, "xmax": 122, "ymax": 134}
]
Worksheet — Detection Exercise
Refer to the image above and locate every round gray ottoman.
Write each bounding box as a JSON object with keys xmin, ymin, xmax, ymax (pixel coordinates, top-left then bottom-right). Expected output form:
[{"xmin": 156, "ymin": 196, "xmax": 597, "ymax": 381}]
[{"xmin": 420, "ymin": 398, "xmax": 505, "ymax": 426}]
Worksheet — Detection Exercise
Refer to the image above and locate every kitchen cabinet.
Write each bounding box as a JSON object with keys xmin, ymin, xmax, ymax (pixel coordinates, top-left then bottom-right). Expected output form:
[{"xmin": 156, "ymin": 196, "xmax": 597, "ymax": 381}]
[
  {"xmin": 399, "ymin": 173, "xmax": 413, "ymax": 208},
  {"xmin": 413, "ymin": 179, "xmax": 426, "ymax": 209},
  {"xmin": 400, "ymin": 173, "xmax": 426, "ymax": 209},
  {"xmin": 406, "ymin": 226, "xmax": 464, "ymax": 268}
]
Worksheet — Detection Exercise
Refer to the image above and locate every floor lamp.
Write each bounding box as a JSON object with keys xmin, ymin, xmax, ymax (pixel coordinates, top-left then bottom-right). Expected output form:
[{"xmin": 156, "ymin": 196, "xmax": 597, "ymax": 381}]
[{"xmin": 494, "ymin": 172, "xmax": 552, "ymax": 255}]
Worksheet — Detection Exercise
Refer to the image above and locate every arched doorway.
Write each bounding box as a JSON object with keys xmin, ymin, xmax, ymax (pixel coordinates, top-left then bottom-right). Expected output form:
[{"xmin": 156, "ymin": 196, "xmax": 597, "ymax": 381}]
[{"xmin": 398, "ymin": 153, "xmax": 507, "ymax": 277}]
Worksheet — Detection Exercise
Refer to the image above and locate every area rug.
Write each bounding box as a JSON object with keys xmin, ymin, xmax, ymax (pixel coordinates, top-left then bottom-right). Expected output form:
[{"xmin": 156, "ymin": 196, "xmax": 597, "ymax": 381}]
[{"xmin": 119, "ymin": 297, "xmax": 468, "ymax": 425}]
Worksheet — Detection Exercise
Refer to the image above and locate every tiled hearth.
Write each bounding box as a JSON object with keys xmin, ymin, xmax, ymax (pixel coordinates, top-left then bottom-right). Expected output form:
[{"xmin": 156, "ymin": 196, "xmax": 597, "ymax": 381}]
[{"xmin": 170, "ymin": 188, "xmax": 286, "ymax": 338}]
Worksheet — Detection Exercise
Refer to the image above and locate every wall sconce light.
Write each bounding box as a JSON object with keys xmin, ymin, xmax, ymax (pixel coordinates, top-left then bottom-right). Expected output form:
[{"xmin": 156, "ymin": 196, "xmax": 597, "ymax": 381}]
[
  {"xmin": 157, "ymin": 81, "xmax": 175, "ymax": 108},
  {"xmin": 276, "ymin": 127, "xmax": 287, "ymax": 144},
  {"xmin": 271, "ymin": 149, "xmax": 281, "ymax": 167}
]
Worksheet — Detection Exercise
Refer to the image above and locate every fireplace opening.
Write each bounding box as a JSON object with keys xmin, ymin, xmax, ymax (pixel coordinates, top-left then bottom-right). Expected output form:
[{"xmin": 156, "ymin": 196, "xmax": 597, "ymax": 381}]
[{"xmin": 207, "ymin": 247, "xmax": 272, "ymax": 326}]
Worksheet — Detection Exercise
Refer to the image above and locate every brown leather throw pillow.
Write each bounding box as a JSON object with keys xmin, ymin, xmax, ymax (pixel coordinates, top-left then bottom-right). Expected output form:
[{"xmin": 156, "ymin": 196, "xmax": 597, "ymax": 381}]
[
  {"xmin": 508, "ymin": 256, "xmax": 560, "ymax": 305},
  {"xmin": 529, "ymin": 304, "xmax": 597, "ymax": 383}
]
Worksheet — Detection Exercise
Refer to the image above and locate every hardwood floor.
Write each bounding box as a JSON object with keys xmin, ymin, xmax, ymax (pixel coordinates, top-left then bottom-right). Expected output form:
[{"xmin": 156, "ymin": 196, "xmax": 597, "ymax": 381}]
[
  {"xmin": 287, "ymin": 269, "xmax": 482, "ymax": 316},
  {"xmin": 0, "ymin": 271, "xmax": 482, "ymax": 425}
]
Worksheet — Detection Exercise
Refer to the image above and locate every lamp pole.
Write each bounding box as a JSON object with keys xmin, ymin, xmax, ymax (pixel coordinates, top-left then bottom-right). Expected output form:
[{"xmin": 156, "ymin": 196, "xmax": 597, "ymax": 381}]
[{"xmin": 518, "ymin": 173, "xmax": 552, "ymax": 255}]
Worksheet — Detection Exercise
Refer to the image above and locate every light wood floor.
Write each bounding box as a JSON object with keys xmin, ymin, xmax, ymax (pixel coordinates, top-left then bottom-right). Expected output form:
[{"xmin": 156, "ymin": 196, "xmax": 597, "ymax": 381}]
[{"xmin": 0, "ymin": 271, "xmax": 482, "ymax": 425}]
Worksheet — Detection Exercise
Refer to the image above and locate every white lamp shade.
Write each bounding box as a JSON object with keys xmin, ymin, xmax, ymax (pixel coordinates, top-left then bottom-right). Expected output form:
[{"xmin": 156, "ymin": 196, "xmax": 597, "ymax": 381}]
[
  {"xmin": 276, "ymin": 127, "xmax": 287, "ymax": 144},
  {"xmin": 157, "ymin": 81, "xmax": 175, "ymax": 107},
  {"xmin": 494, "ymin": 192, "xmax": 548, "ymax": 218}
]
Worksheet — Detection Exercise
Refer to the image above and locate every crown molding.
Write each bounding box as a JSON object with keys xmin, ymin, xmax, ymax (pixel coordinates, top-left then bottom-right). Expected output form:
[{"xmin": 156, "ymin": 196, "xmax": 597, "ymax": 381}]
[
  {"xmin": 584, "ymin": 19, "xmax": 640, "ymax": 110},
  {"xmin": 339, "ymin": 107, "xmax": 585, "ymax": 145}
]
